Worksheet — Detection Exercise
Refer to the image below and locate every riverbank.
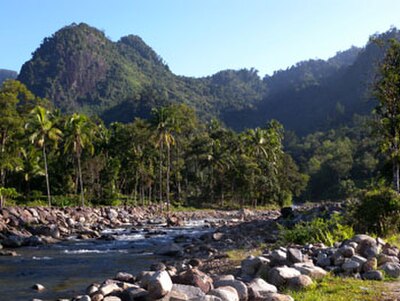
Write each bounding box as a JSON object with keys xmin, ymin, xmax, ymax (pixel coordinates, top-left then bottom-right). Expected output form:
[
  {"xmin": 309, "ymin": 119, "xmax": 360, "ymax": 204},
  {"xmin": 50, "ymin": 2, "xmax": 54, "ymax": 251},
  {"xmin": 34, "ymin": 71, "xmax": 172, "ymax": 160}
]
[{"xmin": 0, "ymin": 206, "xmax": 280, "ymax": 252}]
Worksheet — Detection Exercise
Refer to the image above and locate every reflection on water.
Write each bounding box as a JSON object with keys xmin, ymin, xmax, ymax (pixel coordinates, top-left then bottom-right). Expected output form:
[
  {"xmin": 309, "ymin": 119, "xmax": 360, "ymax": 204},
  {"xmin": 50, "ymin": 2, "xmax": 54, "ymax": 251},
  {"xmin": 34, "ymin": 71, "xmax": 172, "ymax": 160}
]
[{"xmin": 0, "ymin": 222, "xmax": 213, "ymax": 301}]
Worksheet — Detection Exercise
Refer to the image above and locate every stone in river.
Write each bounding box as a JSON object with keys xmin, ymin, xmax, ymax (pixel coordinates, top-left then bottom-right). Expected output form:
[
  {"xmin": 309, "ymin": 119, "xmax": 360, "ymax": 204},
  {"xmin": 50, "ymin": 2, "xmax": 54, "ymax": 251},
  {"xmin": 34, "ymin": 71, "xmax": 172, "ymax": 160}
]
[{"xmin": 32, "ymin": 283, "xmax": 45, "ymax": 291}]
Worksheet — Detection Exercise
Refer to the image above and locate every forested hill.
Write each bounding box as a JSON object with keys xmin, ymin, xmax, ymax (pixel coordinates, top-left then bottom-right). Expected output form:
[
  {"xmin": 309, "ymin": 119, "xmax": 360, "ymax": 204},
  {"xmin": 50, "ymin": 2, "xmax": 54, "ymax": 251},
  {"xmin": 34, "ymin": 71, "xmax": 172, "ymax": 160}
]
[
  {"xmin": 0, "ymin": 69, "xmax": 17, "ymax": 84},
  {"xmin": 16, "ymin": 23, "xmax": 400, "ymax": 135}
]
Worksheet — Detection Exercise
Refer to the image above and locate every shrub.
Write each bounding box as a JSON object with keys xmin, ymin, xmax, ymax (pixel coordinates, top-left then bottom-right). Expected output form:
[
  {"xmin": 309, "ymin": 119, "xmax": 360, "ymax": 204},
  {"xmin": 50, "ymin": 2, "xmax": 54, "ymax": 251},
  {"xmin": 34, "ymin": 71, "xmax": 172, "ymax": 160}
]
[
  {"xmin": 353, "ymin": 187, "xmax": 400, "ymax": 236},
  {"xmin": 279, "ymin": 213, "xmax": 354, "ymax": 246}
]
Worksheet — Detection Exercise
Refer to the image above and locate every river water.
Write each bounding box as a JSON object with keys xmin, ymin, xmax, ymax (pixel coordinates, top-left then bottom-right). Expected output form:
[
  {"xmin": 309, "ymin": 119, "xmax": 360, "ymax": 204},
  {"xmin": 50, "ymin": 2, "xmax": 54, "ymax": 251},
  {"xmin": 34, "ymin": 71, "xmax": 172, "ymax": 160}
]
[{"xmin": 0, "ymin": 221, "xmax": 213, "ymax": 301}]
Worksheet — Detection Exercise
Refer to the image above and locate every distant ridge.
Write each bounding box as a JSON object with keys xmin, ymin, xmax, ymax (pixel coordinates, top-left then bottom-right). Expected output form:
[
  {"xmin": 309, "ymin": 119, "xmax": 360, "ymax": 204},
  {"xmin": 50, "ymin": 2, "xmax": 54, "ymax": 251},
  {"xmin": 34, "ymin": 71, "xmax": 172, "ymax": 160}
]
[
  {"xmin": 0, "ymin": 69, "xmax": 18, "ymax": 84},
  {"xmin": 16, "ymin": 23, "xmax": 400, "ymax": 135}
]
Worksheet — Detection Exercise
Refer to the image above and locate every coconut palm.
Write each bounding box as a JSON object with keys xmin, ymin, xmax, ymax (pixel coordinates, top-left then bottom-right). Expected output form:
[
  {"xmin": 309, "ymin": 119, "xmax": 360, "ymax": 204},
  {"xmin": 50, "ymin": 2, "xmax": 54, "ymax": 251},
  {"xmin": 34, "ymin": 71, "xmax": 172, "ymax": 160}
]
[
  {"xmin": 27, "ymin": 106, "xmax": 62, "ymax": 206},
  {"xmin": 64, "ymin": 113, "xmax": 95, "ymax": 207},
  {"xmin": 151, "ymin": 107, "xmax": 175, "ymax": 212}
]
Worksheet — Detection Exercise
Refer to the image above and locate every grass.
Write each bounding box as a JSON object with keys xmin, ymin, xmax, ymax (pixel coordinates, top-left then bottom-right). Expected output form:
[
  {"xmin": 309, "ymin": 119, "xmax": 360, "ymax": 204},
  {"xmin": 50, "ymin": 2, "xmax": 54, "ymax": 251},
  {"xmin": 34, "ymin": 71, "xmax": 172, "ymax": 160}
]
[{"xmin": 286, "ymin": 275, "xmax": 390, "ymax": 301}]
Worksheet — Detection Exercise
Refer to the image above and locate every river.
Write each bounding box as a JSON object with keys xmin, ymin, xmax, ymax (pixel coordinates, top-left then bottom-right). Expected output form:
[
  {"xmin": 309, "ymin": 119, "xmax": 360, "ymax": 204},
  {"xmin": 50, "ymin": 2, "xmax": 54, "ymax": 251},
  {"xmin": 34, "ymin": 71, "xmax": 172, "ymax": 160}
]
[{"xmin": 0, "ymin": 220, "xmax": 213, "ymax": 301}]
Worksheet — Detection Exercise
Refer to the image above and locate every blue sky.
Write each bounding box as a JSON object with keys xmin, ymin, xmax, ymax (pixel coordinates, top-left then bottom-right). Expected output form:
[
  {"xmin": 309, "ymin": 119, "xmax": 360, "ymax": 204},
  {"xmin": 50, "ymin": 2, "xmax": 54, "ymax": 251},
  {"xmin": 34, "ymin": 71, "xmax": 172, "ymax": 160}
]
[{"xmin": 1, "ymin": 0, "xmax": 400, "ymax": 77}]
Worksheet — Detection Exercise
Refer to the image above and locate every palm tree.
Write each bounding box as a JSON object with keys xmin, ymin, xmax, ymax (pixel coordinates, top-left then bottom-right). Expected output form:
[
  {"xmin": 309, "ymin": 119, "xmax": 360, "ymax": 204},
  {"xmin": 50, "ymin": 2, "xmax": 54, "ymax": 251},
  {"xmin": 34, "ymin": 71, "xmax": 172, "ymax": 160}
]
[
  {"xmin": 151, "ymin": 107, "xmax": 175, "ymax": 212},
  {"xmin": 27, "ymin": 106, "xmax": 62, "ymax": 206},
  {"xmin": 64, "ymin": 113, "xmax": 95, "ymax": 207}
]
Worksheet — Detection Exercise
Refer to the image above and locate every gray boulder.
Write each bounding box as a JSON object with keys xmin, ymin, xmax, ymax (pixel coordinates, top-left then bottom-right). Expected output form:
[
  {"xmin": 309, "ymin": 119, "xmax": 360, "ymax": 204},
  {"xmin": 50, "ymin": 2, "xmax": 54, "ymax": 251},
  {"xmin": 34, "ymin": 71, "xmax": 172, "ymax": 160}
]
[
  {"xmin": 172, "ymin": 284, "xmax": 205, "ymax": 299},
  {"xmin": 362, "ymin": 270, "xmax": 384, "ymax": 281},
  {"xmin": 293, "ymin": 263, "xmax": 327, "ymax": 279},
  {"xmin": 247, "ymin": 278, "xmax": 277, "ymax": 300},
  {"xmin": 380, "ymin": 262, "xmax": 400, "ymax": 278},
  {"xmin": 268, "ymin": 266, "xmax": 301, "ymax": 287},
  {"xmin": 147, "ymin": 270, "xmax": 173, "ymax": 299},
  {"xmin": 208, "ymin": 286, "xmax": 239, "ymax": 301},
  {"xmin": 287, "ymin": 275, "xmax": 313, "ymax": 290},
  {"xmin": 287, "ymin": 248, "xmax": 303, "ymax": 264},
  {"xmin": 214, "ymin": 279, "xmax": 248, "ymax": 301}
]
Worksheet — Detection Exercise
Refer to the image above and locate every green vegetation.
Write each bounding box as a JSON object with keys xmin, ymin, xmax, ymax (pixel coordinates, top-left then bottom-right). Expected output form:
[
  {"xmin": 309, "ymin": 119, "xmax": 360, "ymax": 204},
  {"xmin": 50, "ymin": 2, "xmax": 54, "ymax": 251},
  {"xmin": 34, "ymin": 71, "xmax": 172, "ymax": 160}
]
[
  {"xmin": 286, "ymin": 275, "xmax": 389, "ymax": 301},
  {"xmin": 279, "ymin": 214, "xmax": 354, "ymax": 246},
  {"xmin": 354, "ymin": 188, "xmax": 400, "ymax": 236},
  {"xmin": 0, "ymin": 80, "xmax": 306, "ymax": 209}
]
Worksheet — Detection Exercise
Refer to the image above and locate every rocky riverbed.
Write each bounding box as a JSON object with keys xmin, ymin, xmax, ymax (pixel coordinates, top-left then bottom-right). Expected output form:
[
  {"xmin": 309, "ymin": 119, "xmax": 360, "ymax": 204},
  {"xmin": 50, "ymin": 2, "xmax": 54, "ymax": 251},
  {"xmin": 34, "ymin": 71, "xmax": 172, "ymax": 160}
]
[{"xmin": 3, "ymin": 203, "xmax": 399, "ymax": 300}]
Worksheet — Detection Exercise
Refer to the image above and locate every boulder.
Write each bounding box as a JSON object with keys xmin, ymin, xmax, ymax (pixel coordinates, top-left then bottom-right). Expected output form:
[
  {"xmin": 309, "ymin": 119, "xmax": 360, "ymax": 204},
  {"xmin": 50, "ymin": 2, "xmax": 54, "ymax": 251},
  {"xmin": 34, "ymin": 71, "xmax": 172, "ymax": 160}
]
[
  {"xmin": 339, "ymin": 245, "xmax": 355, "ymax": 258},
  {"xmin": 103, "ymin": 297, "xmax": 121, "ymax": 301},
  {"xmin": 214, "ymin": 279, "xmax": 248, "ymax": 301},
  {"xmin": 362, "ymin": 270, "xmax": 384, "ymax": 281},
  {"xmin": 363, "ymin": 257, "xmax": 378, "ymax": 272},
  {"xmin": 247, "ymin": 278, "xmax": 277, "ymax": 300},
  {"xmin": 287, "ymin": 248, "xmax": 303, "ymax": 264},
  {"xmin": 380, "ymin": 262, "xmax": 400, "ymax": 278},
  {"xmin": 208, "ymin": 286, "xmax": 239, "ymax": 301},
  {"xmin": 268, "ymin": 266, "xmax": 301, "ymax": 287},
  {"xmin": 378, "ymin": 254, "xmax": 399, "ymax": 266},
  {"xmin": 261, "ymin": 293, "xmax": 295, "ymax": 301},
  {"xmin": 114, "ymin": 272, "xmax": 135, "ymax": 283},
  {"xmin": 172, "ymin": 284, "xmax": 205, "ymax": 299},
  {"xmin": 172, "ymin": 268, "xmax": 213, "ymax": 293},
  {"xmin": 269, "ymin": 249, "xmax": 288, "ymax": 266},
  {"xmin": 342, "ymin": 259, "xmax": 361, "ymax": 274},
  {"xmin": 241, "ymin": 256, "xmax": 263, "ymax": 276},
  {"xmin": 86, "ymin": 283, "xmax": 100, "ymax": 295},
  {"xmin": 32, "ymin": 283, "xmax": 45, "ymax": 291},
  {"xmin": 293, "ymin": 263, "xmax": 327, "ymax": 279},
  {"xmin": 286, "ymin": 275, "xmax": 313, "ymax": 290},
  {"xmin": 147, "ymin": 270, "xmax": 173, "ymax": 299},
  {"xmin": 125, "ymin": 287, "xmax": 148, "ymax": 300},
  {"xmin": 316, "ymin": 253, "xmax": 331, "ymax": 267},
  {"xmin": 99, "ymin": 283, "xmax": 120, "ymax": 296}
]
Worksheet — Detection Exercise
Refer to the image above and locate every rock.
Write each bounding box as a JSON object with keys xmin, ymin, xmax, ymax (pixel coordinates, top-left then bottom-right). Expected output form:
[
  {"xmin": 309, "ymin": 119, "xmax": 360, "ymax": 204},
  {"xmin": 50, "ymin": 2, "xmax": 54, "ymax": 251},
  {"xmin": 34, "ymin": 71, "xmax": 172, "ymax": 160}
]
[
  {"xmin": 353, "ymin": 234, "xmax": 379, "ymax": 257},
  {"xmin": 86, "ymin": 283, "xmax": 100, "ymax": 295},
  {"xmin": 166, "ymin": 290, "xmax": 189, "ymax": 301},
  {"xmin": 287, "ymin": 248, "xmax": 303, "ymax": 264},
  {"xmin": 2, "ymin": 235, "xmax": 25, "ymax": 248},
  {"xmin": 378, "ymin": 254, "xmax": 399, "ymax": 266},
  {"xmin": 114, "ymin": 272, "xmax": 135, "ymax": 283},
  {"xmin": 188, "ymin": 258, "xmax": 202, "ymax": 268},
  {"xmin": 0, "ymin": 243, "xmax": 2, "ymax": 250},
  {"xmin": 137, "ymin": 271, "xmax": 155, "ymax": 288},
  {"xmin": 212, "ymin": 232, "xmax": 224, "ymax": 241},
  {"xmin": 125, "ymin": 287, "xmax": 148, "ymax": 300},
  {"xmin": 363, "ymin": 257, "xmax": 378, "ymax": 272},
  {"xmin": 380, "ymin": 262, "xmax": 400, "ymax": 278},
  {"xmin": 339, "ymin": 245, "xmax": 355, "ymax": 258},
  {"xmin": 269, "ymin": 249, "xmax": 287, "ymax": 266},
  {"xmin": 267, "ymin": 266, "xmax": 301, "ymax": 287},
  {"xmin": 351, "ymin": 255, "xmax": 367, "ymax": 266},
  {"xmin": 342, "ymin": 259, "xmax": 361, "ymax": 273},
  {"xmin": 293, "ymin": 263, "xmax": 327, "ymax": 279},
  {"xmin": 155, "ymin": 243, "xmax": 183, "ymax": 257},
  {"xmin": 172, "ymin": 284, "xmax": 205, "ymax": 299},
  {"xmin": 172, "ymin": 268, "xmax": 213, "ymax": 293},
  {"xmin": 247, "ymin": 278, "xmax": 277, "ymax": 300},
  {"xmin": 241, "ymin": 256, "xmax": 263, "ymax": 276},
  {"xmin": 287, "ymin": 275, "xmax": 313, "ymax": 290},
  {"xmin": 382, "ymin": 246, "xmax": 399, "ymax": 257},
  {"xmin": 316, "ymin": 253, "xmax": 331, "ymax": 267},
  {"xmin": 261, "ymin": 293, "xmax": 295, "ymax": 301},
  {"xmin": 147, "ymin": 270, "xmax": 173, "ymax": 299},
  {"xmin": 31, "ymin": 225, "xmax": 60, "ymax": 239},
  {"xmin": 150, "ymin": 262, "xmax": 167, "ymax": 271},
  {"xmin": 77, "ymin": 296, "xmax": 91, "ymax": 301},
  {"xmin": 32, "ymin": 283, "xmax": 45, "ymax": 291},
  {"xmin": 0, "ymin": 250, "xmax": 18, "ymax": 256},
  {"xmin": 99, "ymin": 283, "xmax": 120, "ymax": 296},
  {"xmin": 208, "ymin": 286, "xmax": 239, "ymax": 301},
  {"xmin": 214, "ymin": 279, "xmax": 248, "ymax": 301},
  {"xmin": 198, "ymin": 296, "xmax": 223, "ymax": 301},
  {"xmin": 362, "ymin": 270, "xmax": 384, "ymax": 281},
  {"xmin": 103, "ymin": 296, "xmax": 121, "ymax": 301}
]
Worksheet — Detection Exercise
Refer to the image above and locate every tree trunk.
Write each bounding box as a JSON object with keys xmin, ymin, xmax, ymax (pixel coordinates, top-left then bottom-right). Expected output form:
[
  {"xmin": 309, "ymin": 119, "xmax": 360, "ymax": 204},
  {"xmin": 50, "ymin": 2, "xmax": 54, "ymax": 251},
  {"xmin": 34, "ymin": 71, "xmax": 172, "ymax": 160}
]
[
  {"xmin": 394, "ymin": 159, "xmax": 400, "ymax": 193},
  {"xmin": 159, "ymin": 141, "xmax": 163, "ymax": 211},
  {"xmin": 77, "ymin": 153, "xmax": 85, "ymax": 207},
  {"xmin": 43, "ymin": 143, "xmax": 51, "ymax": 206},
  {"xmin": 166, "ymin": 145, "xmax": 171, "ymax": 213}
]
